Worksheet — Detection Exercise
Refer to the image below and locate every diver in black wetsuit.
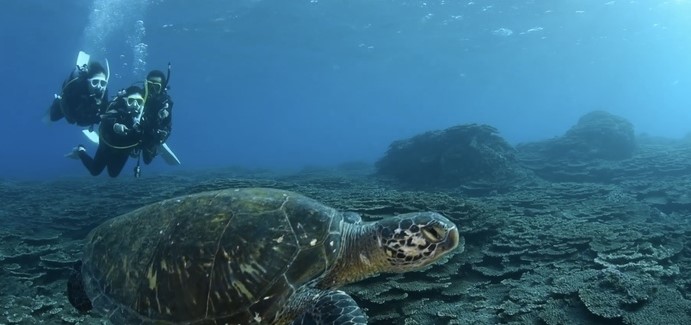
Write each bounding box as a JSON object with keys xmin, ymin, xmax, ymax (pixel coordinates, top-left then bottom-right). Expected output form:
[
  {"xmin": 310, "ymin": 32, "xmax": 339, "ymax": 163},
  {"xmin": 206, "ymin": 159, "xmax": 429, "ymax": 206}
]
[
  {"xmin": 49, "ymin": 61, "xmax": 109, "ymax": 127},
  {"xmin": 67, "ymin": 86, "xmax": 145, "ymax": 178},
  {"xmin": 139, "ymin": 69, "xmax": 174, "ymax": 165}
]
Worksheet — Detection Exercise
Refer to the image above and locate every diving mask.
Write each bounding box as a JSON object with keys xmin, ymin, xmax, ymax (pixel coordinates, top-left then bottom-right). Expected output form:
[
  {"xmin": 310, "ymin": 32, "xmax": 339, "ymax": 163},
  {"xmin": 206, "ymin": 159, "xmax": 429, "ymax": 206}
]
[
  {"xmin": 87, "ymin": 73, "xmax": 108, "ymax": 95},
  {"xmin": 89, "ymin": 78, "xmax": 107, "ymax": 88},
  {"xmin": 146, "ymin": 80, "xmax": 163, "ymax": 94},
  {"xmin": 126, "ymin": 95, "xmax": 145, "ymax": 110}
]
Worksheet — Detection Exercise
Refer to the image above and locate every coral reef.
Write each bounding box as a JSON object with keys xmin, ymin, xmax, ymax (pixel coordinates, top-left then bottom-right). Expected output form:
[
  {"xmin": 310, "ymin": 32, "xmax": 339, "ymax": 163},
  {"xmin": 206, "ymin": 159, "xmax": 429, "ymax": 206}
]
[
  {"xmin": 520, "ymin": 110, "xmax": 636, "ymax": 161},
  {"xmin": 2, "ymin": 130, "xmax": 691, "ymax": 324},
  {"xmin": 517, "ymin": 111, "xmax": 639, "ymax": 182},
  {"xmin": 375, "ymin": 124, "xmax": 528, "ymax": 193}
]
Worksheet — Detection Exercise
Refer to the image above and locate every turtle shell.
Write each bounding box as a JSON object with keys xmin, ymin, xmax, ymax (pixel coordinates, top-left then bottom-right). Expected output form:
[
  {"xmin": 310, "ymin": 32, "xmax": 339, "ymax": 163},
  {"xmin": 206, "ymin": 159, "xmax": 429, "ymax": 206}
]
[{"xmin": 80, "ymin": 188, "xmax": 345, "ymax": 324}]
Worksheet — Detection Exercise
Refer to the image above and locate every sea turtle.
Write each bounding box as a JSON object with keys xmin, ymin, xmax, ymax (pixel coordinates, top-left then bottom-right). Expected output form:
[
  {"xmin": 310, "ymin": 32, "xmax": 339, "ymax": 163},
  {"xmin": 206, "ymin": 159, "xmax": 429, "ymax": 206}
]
[{"xmin": 67, "ymin": 187, "xmax": 461, "ymax": 324}]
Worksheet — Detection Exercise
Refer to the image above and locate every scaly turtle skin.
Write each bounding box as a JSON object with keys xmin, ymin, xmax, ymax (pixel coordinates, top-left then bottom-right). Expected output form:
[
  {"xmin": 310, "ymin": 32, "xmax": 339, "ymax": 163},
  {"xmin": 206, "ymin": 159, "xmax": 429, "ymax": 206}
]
[{"xmin": 67, "ymin": 188, "xmax": 461, "ymax": 324}]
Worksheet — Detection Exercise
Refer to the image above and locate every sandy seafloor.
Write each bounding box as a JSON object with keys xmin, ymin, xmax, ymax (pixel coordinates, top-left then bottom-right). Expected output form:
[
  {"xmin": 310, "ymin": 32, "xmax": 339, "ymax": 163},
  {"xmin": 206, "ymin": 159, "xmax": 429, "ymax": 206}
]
[{"xmin": 2, "ymin": 138, "xmax": 691, "ymax": 325}]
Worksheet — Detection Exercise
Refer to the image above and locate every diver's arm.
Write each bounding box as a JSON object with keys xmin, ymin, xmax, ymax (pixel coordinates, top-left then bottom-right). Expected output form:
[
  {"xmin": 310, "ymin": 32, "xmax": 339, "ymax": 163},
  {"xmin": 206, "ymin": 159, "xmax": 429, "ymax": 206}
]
[
  {"xmin": 69, "ymin": 67, "xmax": 82, "ymax": 80},
  {"xmin": 99, "ymin": 98, "xmax": 126, "ymax": 124},
  {"xmin": 159, "ymin": 95, "xmax": 173, "ymax": 131},
  {"xmin": 99, "ymin": 110, "xmax": 118, "ymax": 130},
  {"xmin": 60, "ymin": 74, "xmax": 84, "ymax": 100}
]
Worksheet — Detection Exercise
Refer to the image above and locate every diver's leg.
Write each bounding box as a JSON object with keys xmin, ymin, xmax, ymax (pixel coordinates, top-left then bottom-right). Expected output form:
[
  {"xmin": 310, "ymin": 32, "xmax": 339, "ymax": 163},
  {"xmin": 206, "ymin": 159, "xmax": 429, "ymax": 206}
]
[
  {"xmin": 79, "ymin": 145, "xmax": 107, "ymax": 176},
  {"xmin": 107, "ymin": 151, "xmax": 130, "ymax": 178},
  {"xmin": 49, "ymin": 96, "xmax": 64, "ymax": 121},
  {"xmin": 142, "ymin": 146, "xmax": 156, "ymax": 165}
]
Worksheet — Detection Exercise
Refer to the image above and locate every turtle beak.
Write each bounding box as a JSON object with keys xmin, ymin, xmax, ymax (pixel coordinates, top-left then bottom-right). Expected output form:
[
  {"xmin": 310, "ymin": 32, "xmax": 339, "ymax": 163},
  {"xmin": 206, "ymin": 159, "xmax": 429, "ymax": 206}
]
[{"xmin": 445, "ymin": 226, "xmax": 460, "ymax": 252}]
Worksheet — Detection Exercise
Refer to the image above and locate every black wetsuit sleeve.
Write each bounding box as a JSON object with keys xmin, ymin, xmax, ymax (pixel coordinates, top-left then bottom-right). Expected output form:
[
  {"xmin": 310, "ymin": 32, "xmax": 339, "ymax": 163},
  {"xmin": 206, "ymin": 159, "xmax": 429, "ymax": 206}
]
[
  {"xmin": 61, "ymin": 68, "xmax": 82, "ymax": 90},
  {"xmin": 61, "ymin": 69, "xmax": 87, "ymax": 100},
  {"xmin": 97, "ymin": 89, "xmax": 110, "ymax": 115},
  {"xmin": 144, "ymin": 94, "xmax": 173, "ymax": 144},
  {"xmin": 100, "ymin": 100, "xmax": 122, "ymax": 127},
  {"xmin": 99, "ymin": 110, "xmax": 118, "ymax": 131},
  {"xmin": 60, "ymin": 76, "xmax": 85, "ymax": 107},
  {"xmin": 159, "ymin": 96, "xmax": 173, "ymax": 142}
]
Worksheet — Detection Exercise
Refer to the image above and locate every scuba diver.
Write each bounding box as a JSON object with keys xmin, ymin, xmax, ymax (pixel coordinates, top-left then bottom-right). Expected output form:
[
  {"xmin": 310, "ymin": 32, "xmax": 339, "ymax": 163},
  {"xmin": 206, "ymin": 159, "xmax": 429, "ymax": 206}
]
[
  {"xmin": 67, "ymin": 86, "xmax": 145, "ymax": 178},
  {"xmin": 49, "ymin": 60, "xmax": 110, "ymax": 127},
  {"xmin": 139, "ymin": 68, "xmax": 174, "ymax": 165}
]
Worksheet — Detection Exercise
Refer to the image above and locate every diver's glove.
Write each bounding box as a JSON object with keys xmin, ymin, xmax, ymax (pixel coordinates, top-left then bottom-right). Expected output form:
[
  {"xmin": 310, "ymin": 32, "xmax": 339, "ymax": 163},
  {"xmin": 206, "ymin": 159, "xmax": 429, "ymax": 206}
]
[
  {"xmin": 113, "ymin": 123, "xmax": 129, "ymax": 135},
  {"xmin": 156, "ymin": 129, "xmax": 169, "ymax": 143},
  {"xmin": 158, "ymin": 109, "xmax": 169, "ymax": 120}
]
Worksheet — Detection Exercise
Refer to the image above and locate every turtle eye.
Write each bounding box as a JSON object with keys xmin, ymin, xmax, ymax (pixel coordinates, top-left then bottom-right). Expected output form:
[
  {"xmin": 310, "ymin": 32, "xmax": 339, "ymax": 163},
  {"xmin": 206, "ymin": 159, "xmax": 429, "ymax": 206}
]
[{"xmin": 422, "ymin": 226, "xmax": 442, "ymax": 242}]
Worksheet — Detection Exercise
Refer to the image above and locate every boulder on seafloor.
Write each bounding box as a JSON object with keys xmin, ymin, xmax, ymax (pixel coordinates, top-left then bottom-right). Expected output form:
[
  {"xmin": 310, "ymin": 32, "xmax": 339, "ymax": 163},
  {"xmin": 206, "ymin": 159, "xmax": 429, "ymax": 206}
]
[
  {"xmin": 516, "ymin": 111, "xmax": 636, "ymax": 182},
  {"xmin": 519, "ymin": 110, "xmax": 636, "ymax": 162},
  {"xmin": 374, "ymin": 124, "xmax": 527, "ymax": 191}
]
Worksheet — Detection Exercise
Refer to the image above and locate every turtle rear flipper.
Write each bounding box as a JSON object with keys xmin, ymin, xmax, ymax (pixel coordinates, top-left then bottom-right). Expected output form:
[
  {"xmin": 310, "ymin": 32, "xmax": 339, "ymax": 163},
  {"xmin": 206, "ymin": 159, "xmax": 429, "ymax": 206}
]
[
  {"xmin": 67, "ymin": 260, "xmax": 93, "ymax": 313},
  {"xmin": 293, "ymin": 290, "xmax": 367, "ymax": 325}
]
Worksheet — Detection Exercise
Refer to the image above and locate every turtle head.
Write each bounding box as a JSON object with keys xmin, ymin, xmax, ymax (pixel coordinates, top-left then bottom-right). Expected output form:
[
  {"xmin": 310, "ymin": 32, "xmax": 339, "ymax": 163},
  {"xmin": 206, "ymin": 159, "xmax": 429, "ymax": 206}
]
[
  {"xmin": 323, "ymin": 211, "xmax": 460, "ymax": 287},
  {"xmin": 374, "ymin": 212, "xmax": 460, "ymax": 272}
]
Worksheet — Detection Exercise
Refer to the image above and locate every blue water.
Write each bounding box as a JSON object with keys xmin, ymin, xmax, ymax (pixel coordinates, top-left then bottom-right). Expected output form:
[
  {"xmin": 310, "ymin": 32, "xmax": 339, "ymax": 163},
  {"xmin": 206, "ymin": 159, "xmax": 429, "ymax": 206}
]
[{"xmin": 2, "ymin": 0, "xmax": 690, "ymax": 180}]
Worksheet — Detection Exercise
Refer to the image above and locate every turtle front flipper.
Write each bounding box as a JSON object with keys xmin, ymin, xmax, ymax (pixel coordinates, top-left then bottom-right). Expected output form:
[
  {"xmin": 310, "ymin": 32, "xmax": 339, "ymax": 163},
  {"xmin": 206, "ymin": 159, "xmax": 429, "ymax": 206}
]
[
  {"xmin": 292, "ymin": 290, "xmax": 367, "ymax": 325},
  {"xmin": 66, "ymin": 260, "xmax": 93, "ymax": 313}
]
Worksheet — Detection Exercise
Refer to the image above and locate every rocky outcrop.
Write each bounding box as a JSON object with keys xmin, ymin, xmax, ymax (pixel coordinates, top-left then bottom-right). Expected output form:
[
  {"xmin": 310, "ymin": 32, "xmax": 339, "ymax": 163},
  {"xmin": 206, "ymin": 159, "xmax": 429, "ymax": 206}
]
[
  {"xmin": 375, "ymin": 124, "xmax": 530, "ymax": 193},
  {"xmin": 517, "ymin": 111, "xmax": 639, "ymax": 182},
  {"xmin": 519, "ymin": 110, "xmax": 636, "ymax": 162}
]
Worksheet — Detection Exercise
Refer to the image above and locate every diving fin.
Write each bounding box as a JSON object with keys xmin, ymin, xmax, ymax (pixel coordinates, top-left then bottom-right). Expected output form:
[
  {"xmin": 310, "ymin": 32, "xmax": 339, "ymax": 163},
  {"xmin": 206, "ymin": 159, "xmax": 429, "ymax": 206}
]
[
  {"xmin": 159, "ymin": 143, "xmax": 181, "ymax": 165},
  {"xmin": 82, "ymin": 129, "xmax": 99, "ymax": 144},
  {"xmin": 76, "ymin": 51, "xmax": 90, "ymax": 70}
]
